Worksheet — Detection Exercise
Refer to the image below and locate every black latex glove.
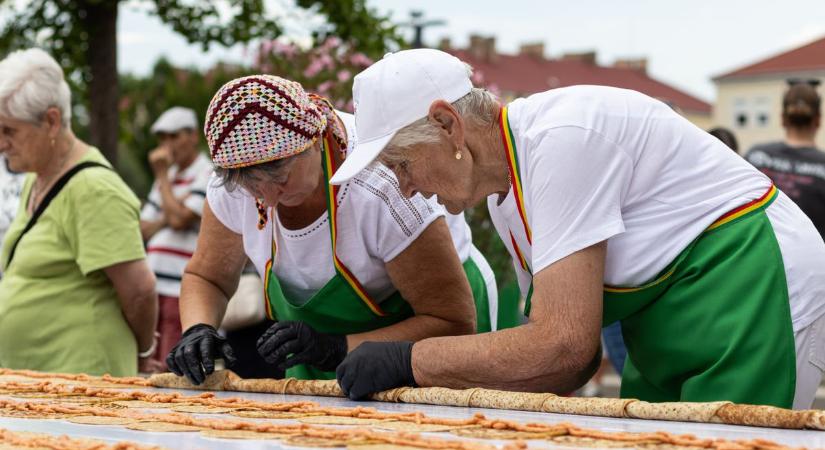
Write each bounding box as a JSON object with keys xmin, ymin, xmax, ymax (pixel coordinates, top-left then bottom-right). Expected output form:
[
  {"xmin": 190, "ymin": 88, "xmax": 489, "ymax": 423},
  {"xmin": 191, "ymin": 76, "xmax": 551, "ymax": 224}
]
[
  {"xmin": 166, "ymin": 323, "xmax": 237, "ymax": 385},
  {"xmin": 336, "ymin": 341, "xmax": 416, "ymax": 400},
  {"xmin": 256, "ymin": 321, "xmax": 347, "ymax": 372}
]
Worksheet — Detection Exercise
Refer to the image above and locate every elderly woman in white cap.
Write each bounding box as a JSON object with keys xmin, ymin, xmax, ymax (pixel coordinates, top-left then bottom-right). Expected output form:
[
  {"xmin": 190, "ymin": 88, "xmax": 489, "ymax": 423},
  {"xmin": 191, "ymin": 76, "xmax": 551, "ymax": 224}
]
[
  {"xmin": 332, "ymin": 49, "xmax": 825, "ymax": 409},
  {"xmin": 0, "ymin": 48, "xmax": 158, "ymax": 376},
  {"xmin": 166, "ymin": 75, "xmax": 497, "ymax": 384}
]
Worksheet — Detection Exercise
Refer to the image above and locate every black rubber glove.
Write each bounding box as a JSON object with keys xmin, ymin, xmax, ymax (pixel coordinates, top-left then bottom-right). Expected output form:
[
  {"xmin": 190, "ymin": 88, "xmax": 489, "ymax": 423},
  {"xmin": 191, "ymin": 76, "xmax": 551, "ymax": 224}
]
[
  {"xmin": 336, "ymin": 341, "xmax": 416, "ymax": 400},
  {"xmin": 256, "ymin": 321, "xmax": 347, "ymax": 372},
  {"xmin": 166, "ymin": 323, "xmax": 237, "ymax": 385}
]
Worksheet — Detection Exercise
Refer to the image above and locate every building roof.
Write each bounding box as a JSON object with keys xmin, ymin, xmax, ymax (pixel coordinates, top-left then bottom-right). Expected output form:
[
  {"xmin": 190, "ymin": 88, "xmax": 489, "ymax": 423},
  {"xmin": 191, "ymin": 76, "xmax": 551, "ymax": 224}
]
[
  {"xmin": 715, "ymin": 35, "xmax": 825, "ymax": 81},
  {"xmin": 450, "ymin": 49, "xmax": 712, "ymax": 115}
]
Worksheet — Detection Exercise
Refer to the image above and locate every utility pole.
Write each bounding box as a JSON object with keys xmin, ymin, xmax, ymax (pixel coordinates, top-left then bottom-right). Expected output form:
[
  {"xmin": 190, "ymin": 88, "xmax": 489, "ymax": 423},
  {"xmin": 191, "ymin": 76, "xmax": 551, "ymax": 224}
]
[{"xmin": 399, "ymin": 10, "xmax": 445, "ymax": 48}]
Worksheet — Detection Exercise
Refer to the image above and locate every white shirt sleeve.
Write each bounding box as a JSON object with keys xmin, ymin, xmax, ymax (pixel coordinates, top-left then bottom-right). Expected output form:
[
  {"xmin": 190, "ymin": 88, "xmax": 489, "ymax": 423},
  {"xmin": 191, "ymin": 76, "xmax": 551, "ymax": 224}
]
[
  {"xmin": 528, "ymin": 126, "xmax": 630, "ymax": 274},
  {"xmin": 140, "ymin": 181, "xmax": 162, "ymax": 221},
  {"xmin": 205, "ymin": 177, "xmax": 245, "ymax": 235},
  {"xmin": 344, "ymin": 165, "xmax": 445, "ymax": 263},
  {"xmin": 183, "ymin": 161, "xmax": 212, "ymax": 217}
]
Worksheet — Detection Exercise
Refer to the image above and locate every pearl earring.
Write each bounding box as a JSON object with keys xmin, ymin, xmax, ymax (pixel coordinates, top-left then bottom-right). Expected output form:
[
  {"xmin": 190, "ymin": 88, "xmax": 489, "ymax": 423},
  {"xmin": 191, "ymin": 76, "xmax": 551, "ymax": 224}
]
[{"xmin": 455, "ymin": 151, "xmax": 462, "ymax": 160}]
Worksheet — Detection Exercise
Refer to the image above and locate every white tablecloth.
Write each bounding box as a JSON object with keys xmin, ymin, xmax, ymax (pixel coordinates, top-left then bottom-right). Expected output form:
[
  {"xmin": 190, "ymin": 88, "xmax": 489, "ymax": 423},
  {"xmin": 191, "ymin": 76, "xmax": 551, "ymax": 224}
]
[{"xmin": 1, "ymin": 388, "xmax": 823, "ymax": 449}]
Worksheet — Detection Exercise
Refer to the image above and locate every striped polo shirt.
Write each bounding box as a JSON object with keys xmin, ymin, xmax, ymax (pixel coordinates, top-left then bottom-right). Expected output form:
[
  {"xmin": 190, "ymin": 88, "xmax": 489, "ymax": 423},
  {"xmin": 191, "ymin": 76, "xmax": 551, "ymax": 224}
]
[{"xmin": 140, "ymin": 152, "xmax": 212, "ymax": 296}]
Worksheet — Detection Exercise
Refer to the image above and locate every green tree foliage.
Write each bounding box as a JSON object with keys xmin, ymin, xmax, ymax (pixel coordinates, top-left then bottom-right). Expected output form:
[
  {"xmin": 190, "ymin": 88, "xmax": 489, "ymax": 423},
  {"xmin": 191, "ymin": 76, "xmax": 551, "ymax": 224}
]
[
  {"xmin": 0, "ymin": 0, "xmax": 518, "ymax": 307},
  {"xmin": 0, "ymin": 0, "xmax": 401, "ymax": 165},
  {"xmin": 296, "ymin": 0, "xmax": 399, "ymax": 55},
  {"xmin": 253, "ymin": 36, "xmax": 374, "ymax": 111}
]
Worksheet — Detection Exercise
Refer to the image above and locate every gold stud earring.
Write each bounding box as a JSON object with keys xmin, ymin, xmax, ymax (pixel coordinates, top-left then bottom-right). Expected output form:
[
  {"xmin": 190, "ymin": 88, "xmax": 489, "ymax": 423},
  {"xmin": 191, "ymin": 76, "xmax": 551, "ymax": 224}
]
[
  {"xmin": 50, "ymin": 138, "xmax": 55, "ymax": 148},
  {"xmin": 455, "ymin": 151, "xmax": 462, "ymax": 160}
]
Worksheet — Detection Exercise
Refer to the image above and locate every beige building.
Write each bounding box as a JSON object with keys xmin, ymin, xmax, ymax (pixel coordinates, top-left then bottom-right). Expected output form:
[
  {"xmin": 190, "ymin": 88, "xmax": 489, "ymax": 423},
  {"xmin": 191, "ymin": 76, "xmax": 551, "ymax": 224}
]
[
  {"xmin": 713, "ymin": 36, "xmax": 825, "ymax": 153},
  {"xmin": 442, "ymin": 35, "xmax": 712, "ymax": 128}
]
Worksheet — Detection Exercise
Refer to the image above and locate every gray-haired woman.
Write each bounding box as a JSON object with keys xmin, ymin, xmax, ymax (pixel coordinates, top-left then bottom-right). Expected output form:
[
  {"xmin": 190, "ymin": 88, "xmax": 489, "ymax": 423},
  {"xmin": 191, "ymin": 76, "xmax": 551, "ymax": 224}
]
[
  {"xmin": 332, "ymin": 49, "xmax": 825, "ymax": 410},
  {"xmin": 0, "ymin": 48, "xmax": 159, "ymax": 376}
]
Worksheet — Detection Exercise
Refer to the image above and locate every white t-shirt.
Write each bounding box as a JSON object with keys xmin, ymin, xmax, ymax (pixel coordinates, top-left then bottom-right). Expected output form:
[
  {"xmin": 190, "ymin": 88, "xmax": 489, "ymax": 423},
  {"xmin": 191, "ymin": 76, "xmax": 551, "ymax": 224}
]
[
  {"xmin": 488, "ymin": 85, "xmax": 825, "ymax": 331},
  {"xmin": 208, "ymin": 112, "xmax": 473, "ymax": 304},
  {"xmin": 0, "ymin": 155, "xmax": 24, "ymax": 273},
  {"xmin": 140, "ymin": 152, "xmax": 212, "ymax": 296}
]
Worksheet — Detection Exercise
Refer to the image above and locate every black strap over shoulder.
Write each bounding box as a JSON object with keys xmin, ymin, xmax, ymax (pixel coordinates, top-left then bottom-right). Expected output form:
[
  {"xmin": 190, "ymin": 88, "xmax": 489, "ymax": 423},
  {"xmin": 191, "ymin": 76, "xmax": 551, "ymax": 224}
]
[{"xmin": 5, "ymin": 161, "xmax": 110, "ymax": 268}]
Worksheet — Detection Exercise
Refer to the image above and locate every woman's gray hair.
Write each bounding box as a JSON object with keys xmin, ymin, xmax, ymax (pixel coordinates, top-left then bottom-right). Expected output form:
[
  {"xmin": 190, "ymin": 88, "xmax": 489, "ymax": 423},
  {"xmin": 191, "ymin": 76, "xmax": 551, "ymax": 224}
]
[
  {"xmin": 0, "ymin": 48, "xmax": 72, "ymax": 127},
  {"xmin": 379, "ymin": 86, "xmax": 499, "ymax": 167},
  {"xmin": 213, "ymin": 147, "xmax": 311, "ymax": 193}
]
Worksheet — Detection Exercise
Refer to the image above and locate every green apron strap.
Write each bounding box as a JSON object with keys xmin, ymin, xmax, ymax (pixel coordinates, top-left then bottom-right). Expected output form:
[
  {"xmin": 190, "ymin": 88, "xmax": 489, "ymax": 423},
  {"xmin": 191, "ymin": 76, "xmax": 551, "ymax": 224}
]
[
  {"xmin": 461, "ymin": 258, "xmax": 491, "ymax": 333},
  {"xmin": 261, "ymin": 132, "xmax": 415, "ymax": 380},
  {"xmin": 320, "ymin": 134, "xmax": 387, "ymax": 316},
  {"xmin": 499, "ymin": 107, "xmax": 533, "ymax": 320}
]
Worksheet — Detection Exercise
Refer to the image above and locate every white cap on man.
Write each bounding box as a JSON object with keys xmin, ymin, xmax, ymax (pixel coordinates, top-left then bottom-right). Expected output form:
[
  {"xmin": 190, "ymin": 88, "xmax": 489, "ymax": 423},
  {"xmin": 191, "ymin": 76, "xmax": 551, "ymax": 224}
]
[
  {"xmin": 329, "ymin": 49, "xmax": 472, "ymax": 185},
  {"xmin": 150, "ymin": 106, "xmax": 198, "ymax": 134}
]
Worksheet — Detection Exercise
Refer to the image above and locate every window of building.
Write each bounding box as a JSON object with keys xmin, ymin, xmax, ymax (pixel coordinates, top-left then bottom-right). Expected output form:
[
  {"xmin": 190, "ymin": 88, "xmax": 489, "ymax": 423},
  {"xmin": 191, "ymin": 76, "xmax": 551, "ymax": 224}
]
[
  {"xmin": 736, "ymin": 112, "xmax": 748, "ymax": 128},
  {"xmin": 755, "ymin": 97, "xmax": 770, "ymax": 127},
  {"xmin": 733, "ymin": 98, "xmax": 748, "ymax": 129}
]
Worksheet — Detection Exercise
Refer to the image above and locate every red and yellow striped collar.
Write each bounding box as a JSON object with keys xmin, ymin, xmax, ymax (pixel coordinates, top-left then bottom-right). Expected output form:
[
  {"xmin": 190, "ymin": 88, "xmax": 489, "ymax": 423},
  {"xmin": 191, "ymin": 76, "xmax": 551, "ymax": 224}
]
[
  {"xmin": 263, "ymin": 135, "xmax": 387, "ymax": 318},
  {"xmin": 320, "ymin": 136, "xmax": 386, "ymax": 316},
  {"xmin": 707, "ymin": 185, "xmax": 777, "ymax": 231},
  {"xmin": 499, "ymin": 106, "xmax": 532, "ymax": 245}
]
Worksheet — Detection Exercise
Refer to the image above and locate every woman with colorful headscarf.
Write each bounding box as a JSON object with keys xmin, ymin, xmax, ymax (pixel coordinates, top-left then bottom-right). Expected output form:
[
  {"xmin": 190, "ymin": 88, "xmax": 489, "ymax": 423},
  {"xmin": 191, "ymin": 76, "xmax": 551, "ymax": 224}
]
[{"xmin": 166, "ymin": 75, "xmax": 497, "ymax": 384}]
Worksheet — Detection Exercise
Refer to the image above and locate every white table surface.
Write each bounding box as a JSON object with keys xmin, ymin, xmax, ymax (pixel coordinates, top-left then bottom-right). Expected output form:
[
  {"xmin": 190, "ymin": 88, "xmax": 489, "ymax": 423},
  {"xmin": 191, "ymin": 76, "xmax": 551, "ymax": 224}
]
[{"xmin": 1, "ymin": 387, "xmax": 824, "ymax": 449}]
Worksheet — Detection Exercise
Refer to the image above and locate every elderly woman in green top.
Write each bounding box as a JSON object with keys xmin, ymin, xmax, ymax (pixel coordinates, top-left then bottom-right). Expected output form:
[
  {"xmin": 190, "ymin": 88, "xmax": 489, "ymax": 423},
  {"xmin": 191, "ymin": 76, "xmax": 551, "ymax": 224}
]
[{"xmin": 0, "ymin": 48, "xmax": 159, "ymax": 376}]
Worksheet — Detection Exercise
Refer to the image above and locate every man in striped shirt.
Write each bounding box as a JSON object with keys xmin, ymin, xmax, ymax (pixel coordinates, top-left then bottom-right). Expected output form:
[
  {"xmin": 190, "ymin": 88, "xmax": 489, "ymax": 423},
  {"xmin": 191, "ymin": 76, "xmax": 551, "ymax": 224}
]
[{"xmin": 140, "ymin": 107, "xmax": 212, "ymax": 371}]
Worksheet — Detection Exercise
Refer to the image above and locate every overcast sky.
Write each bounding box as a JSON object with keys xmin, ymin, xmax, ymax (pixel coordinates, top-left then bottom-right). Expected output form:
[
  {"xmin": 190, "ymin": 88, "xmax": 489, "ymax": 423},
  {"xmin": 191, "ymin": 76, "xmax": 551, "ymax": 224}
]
[{"xmin": 113, "ymin": 0, "xmax": 825, "ymax": 102}]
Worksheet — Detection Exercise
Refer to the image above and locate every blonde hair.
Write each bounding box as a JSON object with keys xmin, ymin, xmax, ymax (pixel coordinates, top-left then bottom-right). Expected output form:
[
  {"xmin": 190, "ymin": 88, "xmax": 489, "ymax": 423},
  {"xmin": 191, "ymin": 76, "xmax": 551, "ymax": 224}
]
[{"xmin": 0, "ymin": 48, "xmax": 72, "ymax": 127}]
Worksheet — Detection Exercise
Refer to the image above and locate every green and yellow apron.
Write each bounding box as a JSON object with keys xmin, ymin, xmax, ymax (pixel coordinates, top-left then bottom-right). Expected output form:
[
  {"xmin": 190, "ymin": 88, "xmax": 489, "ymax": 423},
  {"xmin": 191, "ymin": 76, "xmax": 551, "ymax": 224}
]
[
  {"xmin": 262, "ymin": 135, "xmax": 491, "ymax": 380},
  {"xmin": 500, "ymin": 106, "xmax": 796, "ymax": 407}
]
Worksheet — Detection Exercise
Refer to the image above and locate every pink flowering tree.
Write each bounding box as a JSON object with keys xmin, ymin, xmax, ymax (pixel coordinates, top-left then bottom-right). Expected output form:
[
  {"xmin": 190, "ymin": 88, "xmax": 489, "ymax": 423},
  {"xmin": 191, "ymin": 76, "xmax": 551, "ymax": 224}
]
[{"xmin": 251, "ymin": 37, "xmax": 376, "ymax": 112}]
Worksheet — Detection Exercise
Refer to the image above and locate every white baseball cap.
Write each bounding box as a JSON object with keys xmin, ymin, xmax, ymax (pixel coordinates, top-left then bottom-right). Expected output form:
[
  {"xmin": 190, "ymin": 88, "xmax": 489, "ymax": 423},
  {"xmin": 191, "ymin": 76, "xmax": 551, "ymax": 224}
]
[
  {"xmin": 150, "ymin": 106, "xmax": 198, "ymax": 134},
  {"xmin": 329, "ymin": 49, "xmax": 472, "ymax": 184}
]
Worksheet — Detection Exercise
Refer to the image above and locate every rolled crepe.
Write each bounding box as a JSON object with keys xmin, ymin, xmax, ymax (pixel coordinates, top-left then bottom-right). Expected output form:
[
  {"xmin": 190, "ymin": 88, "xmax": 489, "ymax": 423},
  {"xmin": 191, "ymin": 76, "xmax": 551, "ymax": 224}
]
[
  {"xmin": 466, "ymin": 389, "xmax": 553, "ymax": 411},
  {"xmin": 625, "ymin": 401, "xmax": 730, "ymax": 423},
  {"xmin": 713, "ymin": 403, "xmax": 812, "ymax": 429},
  {"xmin": 148, "ymin": 370, "xmax": 238, "ymax": 391},
  {"xmin": 541, "ymin": 396, "xmax": 633, "ymax": 418}
]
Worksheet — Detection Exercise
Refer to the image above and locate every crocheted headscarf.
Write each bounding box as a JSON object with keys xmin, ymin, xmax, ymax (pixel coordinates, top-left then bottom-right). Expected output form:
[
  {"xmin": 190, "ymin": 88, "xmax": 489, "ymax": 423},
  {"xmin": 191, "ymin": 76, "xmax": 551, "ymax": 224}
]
[{"xmin": 204, "ymin": 74, "xmax": 346, "ymax": 169}]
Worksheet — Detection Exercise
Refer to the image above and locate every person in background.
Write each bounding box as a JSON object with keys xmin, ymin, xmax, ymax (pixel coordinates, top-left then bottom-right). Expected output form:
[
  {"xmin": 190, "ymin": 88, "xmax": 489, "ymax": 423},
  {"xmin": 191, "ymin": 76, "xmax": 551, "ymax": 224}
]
[
  {"xmin": 746, "ymin": 80, "xmax": 825, "ymax": 239},
  {"xmin": 140, "ymin": 106, "xmax": 212, "ymax": 371},
  {"xmin": 0, "ymin": 48, "xmax": 158, "ymax": 376},
  {"xmin": 708, "ymin": 127, "xmax": 739, "ymax": 153},
  {"xmin": 0, "ymin": 154, "xmax": 24, "ymax": 278}
]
